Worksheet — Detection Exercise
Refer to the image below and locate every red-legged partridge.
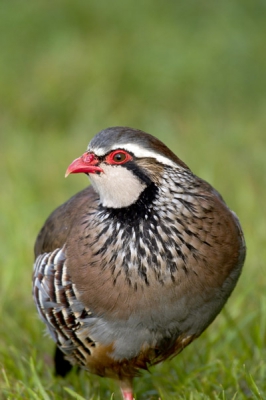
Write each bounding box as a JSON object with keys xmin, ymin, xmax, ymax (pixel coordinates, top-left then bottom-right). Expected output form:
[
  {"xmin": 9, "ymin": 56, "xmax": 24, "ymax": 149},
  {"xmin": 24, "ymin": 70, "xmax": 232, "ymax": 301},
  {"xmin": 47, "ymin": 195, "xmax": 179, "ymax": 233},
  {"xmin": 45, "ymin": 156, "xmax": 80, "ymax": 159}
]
[{"xmin": 33, "ymin": 127, "xmax": 246, "ymax": 399}]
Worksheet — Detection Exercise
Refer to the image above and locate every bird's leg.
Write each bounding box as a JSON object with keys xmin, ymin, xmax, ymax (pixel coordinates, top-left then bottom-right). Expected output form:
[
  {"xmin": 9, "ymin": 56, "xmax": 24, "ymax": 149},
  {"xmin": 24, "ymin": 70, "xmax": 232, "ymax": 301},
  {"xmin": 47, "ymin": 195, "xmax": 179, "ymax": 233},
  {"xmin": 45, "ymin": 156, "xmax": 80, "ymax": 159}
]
[
  {"xmin": 121, "ymin": 389, "xmax": 134, "ymax": 400},
  {"xmin": 119, "ymin": 378, "xmax": 134, "ymax": 400}
]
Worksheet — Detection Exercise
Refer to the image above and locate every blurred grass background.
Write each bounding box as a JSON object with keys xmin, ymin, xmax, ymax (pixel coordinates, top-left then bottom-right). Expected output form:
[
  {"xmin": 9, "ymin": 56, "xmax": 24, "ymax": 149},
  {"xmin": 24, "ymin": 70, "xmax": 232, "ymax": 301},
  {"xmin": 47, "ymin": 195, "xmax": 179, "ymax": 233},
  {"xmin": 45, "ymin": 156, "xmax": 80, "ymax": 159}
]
[{"xmin": 0, "ymin": 0, "xmax": 266, "ymax": 399}]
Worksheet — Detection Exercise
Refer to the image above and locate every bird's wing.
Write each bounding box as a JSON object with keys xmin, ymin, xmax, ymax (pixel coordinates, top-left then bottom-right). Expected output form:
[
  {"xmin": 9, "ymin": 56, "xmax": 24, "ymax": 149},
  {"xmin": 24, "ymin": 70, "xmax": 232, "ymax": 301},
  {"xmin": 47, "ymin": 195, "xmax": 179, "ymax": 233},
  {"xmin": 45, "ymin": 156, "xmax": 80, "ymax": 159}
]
[
  {"xmin": 33, "ymin": 185, "xmax": 99, "ymax": 376},
  {"xmin": 34, "ymin": 186, "xmax": 98, "ymax": 257}
]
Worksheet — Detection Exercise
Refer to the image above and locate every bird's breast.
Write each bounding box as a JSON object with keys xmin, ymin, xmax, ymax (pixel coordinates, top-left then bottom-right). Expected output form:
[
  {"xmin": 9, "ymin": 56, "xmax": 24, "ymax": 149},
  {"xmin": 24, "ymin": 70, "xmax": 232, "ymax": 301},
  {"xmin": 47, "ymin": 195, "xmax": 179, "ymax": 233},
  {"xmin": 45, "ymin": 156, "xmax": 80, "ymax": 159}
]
[{"xmin": 67, "ymin": 186, "xmax": 242, "ymax": 330}]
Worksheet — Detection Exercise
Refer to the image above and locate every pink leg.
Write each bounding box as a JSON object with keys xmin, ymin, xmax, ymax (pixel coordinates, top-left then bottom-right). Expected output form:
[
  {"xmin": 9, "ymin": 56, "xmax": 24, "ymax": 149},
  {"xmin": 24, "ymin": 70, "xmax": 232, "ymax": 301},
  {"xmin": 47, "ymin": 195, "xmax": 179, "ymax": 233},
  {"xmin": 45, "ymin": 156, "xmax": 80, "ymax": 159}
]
[
  {"xmin": 121, "ymin": 389, "xmax": 134, "ymax": 400},
  {"xmin": 120, "ymin": 378, "xmax": 134, "ymax": 400}
]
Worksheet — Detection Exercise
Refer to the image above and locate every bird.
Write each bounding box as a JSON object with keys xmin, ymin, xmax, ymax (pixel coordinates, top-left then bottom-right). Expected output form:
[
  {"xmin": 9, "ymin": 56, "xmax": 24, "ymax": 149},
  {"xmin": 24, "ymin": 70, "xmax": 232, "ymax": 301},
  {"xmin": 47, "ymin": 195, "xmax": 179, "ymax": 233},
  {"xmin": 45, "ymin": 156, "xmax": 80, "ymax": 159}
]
[{"xmin": 33, "ymin": 126, "xmax": 246, "ymax": 400}]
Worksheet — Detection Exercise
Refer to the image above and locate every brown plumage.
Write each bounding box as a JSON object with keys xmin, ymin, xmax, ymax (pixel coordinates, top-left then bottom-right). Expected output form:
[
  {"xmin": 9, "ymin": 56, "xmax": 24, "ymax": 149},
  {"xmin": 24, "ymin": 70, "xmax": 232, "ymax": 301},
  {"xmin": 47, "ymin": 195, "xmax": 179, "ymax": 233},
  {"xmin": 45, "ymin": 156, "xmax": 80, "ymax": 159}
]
[{"xmin": 33, "ymin": 127, "xmax": 245, "ymax": 399}]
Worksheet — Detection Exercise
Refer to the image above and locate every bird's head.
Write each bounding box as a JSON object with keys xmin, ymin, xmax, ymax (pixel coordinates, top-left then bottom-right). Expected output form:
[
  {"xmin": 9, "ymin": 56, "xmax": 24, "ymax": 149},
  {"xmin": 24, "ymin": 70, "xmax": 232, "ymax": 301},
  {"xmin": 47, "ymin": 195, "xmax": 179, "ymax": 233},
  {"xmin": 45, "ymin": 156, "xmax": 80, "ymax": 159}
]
[{"xmin": 65, "ymin": 127, "xmax": 189, "ymax": 209}]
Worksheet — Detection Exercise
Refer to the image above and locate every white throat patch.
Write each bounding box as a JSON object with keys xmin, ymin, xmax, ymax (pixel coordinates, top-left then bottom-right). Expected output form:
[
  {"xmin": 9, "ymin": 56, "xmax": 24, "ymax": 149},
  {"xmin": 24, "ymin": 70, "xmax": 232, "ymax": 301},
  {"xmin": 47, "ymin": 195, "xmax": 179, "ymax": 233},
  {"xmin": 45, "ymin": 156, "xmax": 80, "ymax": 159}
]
[{"xmin": 88, "ymin": 164, "xmax": 147, "ymax": 208}]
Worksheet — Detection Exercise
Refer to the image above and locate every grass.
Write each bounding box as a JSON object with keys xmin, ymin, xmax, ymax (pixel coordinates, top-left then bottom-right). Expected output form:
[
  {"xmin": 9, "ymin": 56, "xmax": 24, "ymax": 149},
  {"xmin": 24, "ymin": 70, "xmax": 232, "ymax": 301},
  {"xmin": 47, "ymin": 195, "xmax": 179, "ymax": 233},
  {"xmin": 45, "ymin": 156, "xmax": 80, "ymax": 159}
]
[{"xmin": 0, "ymin": 0, "xmax": 266, "ymax": 398}]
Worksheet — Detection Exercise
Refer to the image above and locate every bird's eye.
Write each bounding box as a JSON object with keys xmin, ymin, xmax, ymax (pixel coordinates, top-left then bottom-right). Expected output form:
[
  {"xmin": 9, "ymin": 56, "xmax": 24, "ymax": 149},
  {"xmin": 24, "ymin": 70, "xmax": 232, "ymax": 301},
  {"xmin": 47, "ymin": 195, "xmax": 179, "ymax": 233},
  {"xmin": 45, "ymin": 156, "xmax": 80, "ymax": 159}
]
[
  {"xmin": 106, "ymin": 150, "xmax": 132, "ymax": 165},
  {"xmin": 113, "ymin": 152, "xmax": 126, "ymax": 162}
]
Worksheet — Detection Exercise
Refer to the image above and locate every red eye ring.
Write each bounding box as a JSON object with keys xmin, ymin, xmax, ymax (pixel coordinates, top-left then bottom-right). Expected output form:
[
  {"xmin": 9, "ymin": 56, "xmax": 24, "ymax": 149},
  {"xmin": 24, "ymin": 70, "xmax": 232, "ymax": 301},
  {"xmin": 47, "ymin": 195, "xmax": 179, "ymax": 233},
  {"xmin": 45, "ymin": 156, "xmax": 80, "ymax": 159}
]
[{"xmin": 105, "ymin": 150, "xmax": 133, "ymax": 165}]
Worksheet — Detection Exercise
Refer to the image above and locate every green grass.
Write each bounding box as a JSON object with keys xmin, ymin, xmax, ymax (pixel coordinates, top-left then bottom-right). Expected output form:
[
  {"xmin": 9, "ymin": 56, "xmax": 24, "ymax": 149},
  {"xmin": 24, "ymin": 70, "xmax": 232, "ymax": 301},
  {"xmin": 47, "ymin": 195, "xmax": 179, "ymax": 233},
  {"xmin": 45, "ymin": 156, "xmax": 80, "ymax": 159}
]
[{"xmin": 0, "ymin": 0, "xmax": 266, "ymax": 398}]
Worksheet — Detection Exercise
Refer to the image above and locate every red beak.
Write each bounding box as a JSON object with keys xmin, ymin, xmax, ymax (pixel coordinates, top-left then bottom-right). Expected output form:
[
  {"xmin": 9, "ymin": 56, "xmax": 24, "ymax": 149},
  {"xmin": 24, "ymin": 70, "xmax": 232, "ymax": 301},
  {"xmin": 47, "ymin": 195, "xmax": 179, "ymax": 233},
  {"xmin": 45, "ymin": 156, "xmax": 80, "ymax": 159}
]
[{"xmin": 65, "ymin": 152, "xmax": 103, "ymax": 177}]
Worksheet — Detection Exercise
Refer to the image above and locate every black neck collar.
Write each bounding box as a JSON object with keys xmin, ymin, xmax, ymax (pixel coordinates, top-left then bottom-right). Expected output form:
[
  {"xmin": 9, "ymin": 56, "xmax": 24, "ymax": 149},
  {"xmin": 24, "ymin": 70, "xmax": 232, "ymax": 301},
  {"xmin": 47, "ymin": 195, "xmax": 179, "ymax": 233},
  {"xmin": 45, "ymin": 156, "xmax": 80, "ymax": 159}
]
[{"xmin": 99, "ymin": 182, "xmax": 158, "ymax": 224}]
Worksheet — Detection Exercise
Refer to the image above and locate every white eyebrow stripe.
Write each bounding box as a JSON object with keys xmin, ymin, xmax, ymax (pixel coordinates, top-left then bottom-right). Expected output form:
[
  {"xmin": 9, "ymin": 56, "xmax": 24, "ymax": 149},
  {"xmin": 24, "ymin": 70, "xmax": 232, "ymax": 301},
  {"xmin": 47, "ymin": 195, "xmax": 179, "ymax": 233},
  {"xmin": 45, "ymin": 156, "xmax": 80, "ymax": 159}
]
[{"xmin": 88, "ymin": 143, "xmax": 177, "ymax": 167}]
